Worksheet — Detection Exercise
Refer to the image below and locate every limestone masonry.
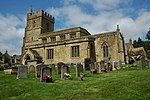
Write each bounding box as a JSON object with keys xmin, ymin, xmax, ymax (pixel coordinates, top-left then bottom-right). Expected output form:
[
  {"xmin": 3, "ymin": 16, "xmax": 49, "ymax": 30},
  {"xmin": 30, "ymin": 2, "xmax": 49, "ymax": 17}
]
[{"xmin": 21, "ymin": 9, "xmax": 126, "ymax": 68}]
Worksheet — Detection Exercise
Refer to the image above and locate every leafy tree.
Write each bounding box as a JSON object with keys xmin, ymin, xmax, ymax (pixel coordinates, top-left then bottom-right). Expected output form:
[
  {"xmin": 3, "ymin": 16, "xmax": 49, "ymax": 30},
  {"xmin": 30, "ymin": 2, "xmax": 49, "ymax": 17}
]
[
  {"xmin": 137, "ymin": 37, "xmax": 143, "ymax": 46},
  {"xmin": 3, "ymin": 51, "xmax": 11, "ymax": 67},
  {"xmin": 0, "ymin": 51, "xmax": 3, "ymax": 61},
  {"xmin": 133, "ymin": 37, "xmax": 143, "ymax": 48},
  {"xmin": 146, "ymin": 28, "xmax": 150, "ymax": 40}
]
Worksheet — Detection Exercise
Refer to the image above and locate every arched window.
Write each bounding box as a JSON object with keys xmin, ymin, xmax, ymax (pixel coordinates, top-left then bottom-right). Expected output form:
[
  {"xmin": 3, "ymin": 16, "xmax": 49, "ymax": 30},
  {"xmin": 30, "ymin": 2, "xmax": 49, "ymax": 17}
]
[{"xmin": 103, "ymin": 43, "xmax": 109, "ymax": 57}]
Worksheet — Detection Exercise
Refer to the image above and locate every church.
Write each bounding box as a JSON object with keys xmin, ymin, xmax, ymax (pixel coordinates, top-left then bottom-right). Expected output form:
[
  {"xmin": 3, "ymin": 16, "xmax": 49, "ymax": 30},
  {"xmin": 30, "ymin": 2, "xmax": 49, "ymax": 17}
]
[{"xmin": 21, "ymin": 9, "xmax": 126, "ymax": 68}]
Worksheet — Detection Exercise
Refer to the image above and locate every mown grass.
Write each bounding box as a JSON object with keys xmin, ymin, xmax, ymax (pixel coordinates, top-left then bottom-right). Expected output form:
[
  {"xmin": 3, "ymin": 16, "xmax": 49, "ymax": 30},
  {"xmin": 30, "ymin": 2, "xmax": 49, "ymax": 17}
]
[{"xmin": 0, "ymin": 68, "xmax": 150, "ymax": 100}]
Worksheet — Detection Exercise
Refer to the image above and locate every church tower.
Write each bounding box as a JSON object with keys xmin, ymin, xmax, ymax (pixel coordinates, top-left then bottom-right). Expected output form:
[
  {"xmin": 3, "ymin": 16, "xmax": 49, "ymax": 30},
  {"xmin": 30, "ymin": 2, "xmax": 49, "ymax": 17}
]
[{"xmin": 22, "ymin": 8, "xmax": 55, "ymax": 54}]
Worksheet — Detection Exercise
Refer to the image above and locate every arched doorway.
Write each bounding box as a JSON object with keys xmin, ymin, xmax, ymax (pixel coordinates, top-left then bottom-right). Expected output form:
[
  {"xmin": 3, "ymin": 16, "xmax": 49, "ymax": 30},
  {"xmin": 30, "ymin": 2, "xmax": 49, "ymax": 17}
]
[
  {"xmin": 28, "ymin": 65, "xmax": 35, "ymax": 73},
  {"xmin": 25, "ymin": 55, "xmax": 31, "ymax": 65}
]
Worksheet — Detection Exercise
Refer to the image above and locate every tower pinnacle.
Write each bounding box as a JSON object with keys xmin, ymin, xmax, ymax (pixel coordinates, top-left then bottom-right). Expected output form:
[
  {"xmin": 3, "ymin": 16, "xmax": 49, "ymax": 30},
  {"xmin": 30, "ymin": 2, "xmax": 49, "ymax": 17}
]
[
  {"xmin": 116, "ymin": 25, "xmax": 120, "ymax": 31},
  {"xmin": 29, "ymin": 5, "xmax": 33, "ymax": 13}
]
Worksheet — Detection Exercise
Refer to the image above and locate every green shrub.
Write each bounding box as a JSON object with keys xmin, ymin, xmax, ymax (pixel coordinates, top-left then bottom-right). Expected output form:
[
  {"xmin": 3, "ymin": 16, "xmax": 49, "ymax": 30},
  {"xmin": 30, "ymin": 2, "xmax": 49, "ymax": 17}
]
[{"xmin": 0, "ymin": 66, "xmax": 4, "ymax": 71}]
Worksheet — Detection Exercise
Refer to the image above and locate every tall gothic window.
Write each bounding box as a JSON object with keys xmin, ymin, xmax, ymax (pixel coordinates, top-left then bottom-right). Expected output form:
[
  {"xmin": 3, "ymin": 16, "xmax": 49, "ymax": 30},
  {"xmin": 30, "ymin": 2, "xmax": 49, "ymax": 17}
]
[
  {"xmin": 71, "ymin": 46, "xmax": 80, "ymax": 57},
  {"xmin": 47, "ymin": 49, "xmax": 54, "ymax": 59},
  {"xmin": 103, "ymin": 43, "xmax": 109, "ymax": 57}
]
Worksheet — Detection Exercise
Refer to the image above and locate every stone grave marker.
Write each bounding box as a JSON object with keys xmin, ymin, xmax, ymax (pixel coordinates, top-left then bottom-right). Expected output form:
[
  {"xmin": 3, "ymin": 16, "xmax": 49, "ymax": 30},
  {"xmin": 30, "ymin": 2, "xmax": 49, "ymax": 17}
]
[
  {"xmin": 40, "ymin": 67, "xmax": 52, "ymax": 82},
  {"xmin": 36, "ymin": 64, "xmax": 47, "ymax": 78},
  {"xmin": 17, "ymin": 66, "xmax": 28, "ymax": 79},
  {"xmin": 76, "ymin": 63, "xmax": 84, "ymax": 77},
  {"xmin": 49, "ymin": 64, "xmax": 56, "ymax": 70},
  {"xmin": 81, "ymin": 62, "xmax": 85, "ymax": 71},
  {"xmin": 57, "ymin": 62, "xmax": 65, "ymax": 74},
  {"xmin": 84, "ymin": 58, "xmax": 91, "ymax": 70},
  {"xmin": 114, "ymin": 62, "xmax": 118, "ymax": 70},
  {"xmin": 61, "ymin": 65, "xmax": 70, "ymax": 79},
  {"xmin": 100, "ymin": 61, "xmax": 105, "ymax": 72},
  {"xmin": 89, "ymin": 63, "xmax": 95, "ymax": 70}
]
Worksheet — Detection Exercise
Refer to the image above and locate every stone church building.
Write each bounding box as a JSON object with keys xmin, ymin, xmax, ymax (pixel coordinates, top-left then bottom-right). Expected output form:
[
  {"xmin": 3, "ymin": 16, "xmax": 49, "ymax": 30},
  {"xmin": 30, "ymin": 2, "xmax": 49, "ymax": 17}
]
[{"xmin": 21, "ymin": 9, "xmax": 126, "ymax": 67}]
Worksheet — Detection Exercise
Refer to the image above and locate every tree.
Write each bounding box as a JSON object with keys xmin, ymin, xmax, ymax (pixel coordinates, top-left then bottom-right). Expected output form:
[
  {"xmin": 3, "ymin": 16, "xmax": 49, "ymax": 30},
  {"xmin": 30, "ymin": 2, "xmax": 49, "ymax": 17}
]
[
  {"xmin": 146, "ymin": 28, "xmax": 150, "ymax": 40},
  {"xmin": 0, "ymin": 51, "xmax": 3, "ymax": 61},
  {"xmin": 3, "ymin": 51, "xmax": 11, "ymax": 67},
  {"xmin": 133, "ymin": 37, "xmax": 143, "ymax": 48},
  {"xmin": 137, "ymin": 37, "xmax": 143, "ymax": 46}
]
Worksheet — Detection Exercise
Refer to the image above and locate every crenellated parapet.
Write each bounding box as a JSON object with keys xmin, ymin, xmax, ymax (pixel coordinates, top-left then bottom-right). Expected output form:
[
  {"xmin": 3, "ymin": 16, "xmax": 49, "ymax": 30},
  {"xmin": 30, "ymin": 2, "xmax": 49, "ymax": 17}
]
[{"xmin": 27, "ymin": 10, "xmax": 55, "ymax": 23}]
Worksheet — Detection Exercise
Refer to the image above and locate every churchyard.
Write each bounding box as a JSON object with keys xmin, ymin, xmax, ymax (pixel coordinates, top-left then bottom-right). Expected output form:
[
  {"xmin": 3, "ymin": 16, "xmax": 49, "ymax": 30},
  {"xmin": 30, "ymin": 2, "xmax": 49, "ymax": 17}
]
[{"xmin": 0, "ymin": 63, "xmax": 150, "ymax": 100}]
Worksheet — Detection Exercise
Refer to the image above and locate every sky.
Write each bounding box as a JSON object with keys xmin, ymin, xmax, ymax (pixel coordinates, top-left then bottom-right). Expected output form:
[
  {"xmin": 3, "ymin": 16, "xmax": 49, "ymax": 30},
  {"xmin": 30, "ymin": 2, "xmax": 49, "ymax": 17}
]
[{"xmin": 0, "ymin": 0, "xmax": 150, "ymax": 55}]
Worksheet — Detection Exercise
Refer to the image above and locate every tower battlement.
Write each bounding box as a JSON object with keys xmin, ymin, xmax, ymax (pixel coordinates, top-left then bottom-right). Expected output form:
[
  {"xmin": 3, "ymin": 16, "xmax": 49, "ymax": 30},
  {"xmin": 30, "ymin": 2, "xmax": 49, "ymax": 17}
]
[{"xmin": 27, "ymin": 10, "xmax": 54, "ymax": 23}]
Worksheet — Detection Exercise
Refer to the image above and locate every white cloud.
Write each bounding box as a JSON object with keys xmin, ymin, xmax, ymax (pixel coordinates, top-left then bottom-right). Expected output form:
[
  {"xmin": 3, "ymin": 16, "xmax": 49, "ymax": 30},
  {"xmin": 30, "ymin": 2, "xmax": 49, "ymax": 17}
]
[
  {"xmin": 1, "ymin": 0, "xmax": 149, "ymax": 56},
  {"xmin": 0, "ymin": 14, "xmax": 24, "ymax": 55},
  {"xmin": 78, "ymin": 0, "xmax": 131, "ymax": 11},
  {"xmin": 47, "ymin": 0, "xmax": 150, "ymax": 42}
]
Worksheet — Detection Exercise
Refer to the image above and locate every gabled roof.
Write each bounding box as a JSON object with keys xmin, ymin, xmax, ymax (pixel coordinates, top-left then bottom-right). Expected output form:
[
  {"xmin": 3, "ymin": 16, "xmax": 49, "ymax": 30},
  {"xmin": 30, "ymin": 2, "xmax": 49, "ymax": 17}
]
[{"xmin": 30, "ymin": 50, "xmax": 42, "ymax": 59}]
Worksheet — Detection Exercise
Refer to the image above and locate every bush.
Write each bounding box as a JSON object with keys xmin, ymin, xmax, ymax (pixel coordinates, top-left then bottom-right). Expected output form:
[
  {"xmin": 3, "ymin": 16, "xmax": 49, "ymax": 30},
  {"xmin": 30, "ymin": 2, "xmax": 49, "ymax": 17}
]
[{"xmin": 0, "ymin": 66, "xmax": 4, "ymax": 71}]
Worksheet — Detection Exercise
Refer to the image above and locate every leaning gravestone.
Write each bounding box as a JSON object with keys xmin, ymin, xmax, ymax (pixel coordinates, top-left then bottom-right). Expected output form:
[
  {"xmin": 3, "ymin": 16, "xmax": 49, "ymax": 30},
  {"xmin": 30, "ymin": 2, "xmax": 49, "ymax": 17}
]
[
  {"xmin": 17, "ymin": 66, "xmax": 28, "ymax": 79},
  {"xmin": 76, "ymin": 63, "xmax": 84, "ymax": 77},
  {"xmin": 61, "ymin": 65, "xmax": 70, "ymax": 79},
  {"xmin": 40, "ymin": 67, "xmax": 52, "ymax": 82}
]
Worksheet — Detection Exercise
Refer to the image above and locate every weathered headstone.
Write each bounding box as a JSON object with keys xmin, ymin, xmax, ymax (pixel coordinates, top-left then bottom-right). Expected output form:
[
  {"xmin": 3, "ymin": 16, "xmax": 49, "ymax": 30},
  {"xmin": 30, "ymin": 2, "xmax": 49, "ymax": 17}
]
[
  {"xmin": 81, "ymin": 62, "xmax": 85, "ymax": 71},
  {"xmin": 100, "ymin": 61, "xmax": 105, "ymax": 72},
  {"xmin": 57, "ymin": 62, "xmax": 65, "ymax": 74},
  {"xmin": 84, "ymin": 58, "xmax": 91, "ymax": 70},
  {"xmin": 36, "ymin": 64, "xmax": 47, "ymax": 78},
  {"xmin": 118, "ymin": 60, "xmax": 122, "ymax": 69},
  {"xmin": 76, "ymin": 63, "xmax": 84, "ymax": 77},
  {"xmin": 61, "ymin": 65, "xmax": 70, "ymax": 79},
  {"xmin": 17, "ymin": 66, "xmax": 28, "ymax": 79},
  {"xmin": 40, "ymin": 67, "xmax": 52, "ymax": 82},
  {"xmin": 50, "ymin": 64, "xmax": 56, "ymax": 70},
  {"xmin": 89, "ymin": 63, "xmax": 94, "ymax": 70},
  {"xmin": 97, "ymin": 62, "xmax": 101, "ymax": 73},
  {"xmin": 114, "ymin": 62, "xmax": 118, "ymax": 70}
]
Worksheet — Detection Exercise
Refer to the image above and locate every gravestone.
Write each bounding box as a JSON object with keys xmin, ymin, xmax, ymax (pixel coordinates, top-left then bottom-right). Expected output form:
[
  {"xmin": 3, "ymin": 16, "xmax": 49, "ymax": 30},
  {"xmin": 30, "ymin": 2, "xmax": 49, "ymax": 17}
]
[
  {"xmin": 84, "ymin": 58, "xmax": 91, "ymax": 70},
  {"xmin": 100, "ymin": 61, "xmax": 105, "ymax": 72},
  {"xmin": 40, "ymin": 67, "xmax": 52, "ymax": 82},
  {"xmin": 76, "ymin": 63, "xmax": 84, "ymax": 77},
  {"xmin": 81, "ymin": 62, "xmax": 85, "ymax": 71},
  {"xmin": 57, "ymin": 62, "xmax": 65, "ymax": 74},
  {"xmin": 96, "ymin": 62, "xmax": 101, "ymax": 73},
  {"xmin": 17, "ymin": 66, "xmax": 28, "ymax": 79},
  {"xmin": 89, "ymin": 63, "xmax": 95, "ymax": 70},
  {"xmin": 114, "ymin": 62, "xmax": 118, "ymax": 70},
  {"xmin": 61, "ymin": 65, "xmax": 70, "ymax": 79},
  {"xmin": 50, "ymin": 64, "xmax": 56, "ymax": 70},
  {"xmin": 118, "ymin": 60, "xmax": 122, "ymax": 69},
  {"xmin": 36, "ymin": 64, "xmax": 47, "ymax": 78}
]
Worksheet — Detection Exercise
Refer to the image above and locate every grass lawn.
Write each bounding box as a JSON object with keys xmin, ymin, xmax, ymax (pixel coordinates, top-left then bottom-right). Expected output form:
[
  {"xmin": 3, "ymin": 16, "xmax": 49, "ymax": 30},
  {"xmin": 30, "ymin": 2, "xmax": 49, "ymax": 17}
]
[{"xmin": 0, "ymin": 68, "xmax": 150, "ymax": 100}]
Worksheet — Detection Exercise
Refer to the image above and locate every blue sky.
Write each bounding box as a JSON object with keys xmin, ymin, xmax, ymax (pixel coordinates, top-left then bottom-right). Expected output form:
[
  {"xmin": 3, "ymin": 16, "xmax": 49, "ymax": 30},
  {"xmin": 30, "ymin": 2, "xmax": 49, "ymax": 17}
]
[{"xmin": 0, "ymin": 0, "xmax": 150, "ymax": 55}]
